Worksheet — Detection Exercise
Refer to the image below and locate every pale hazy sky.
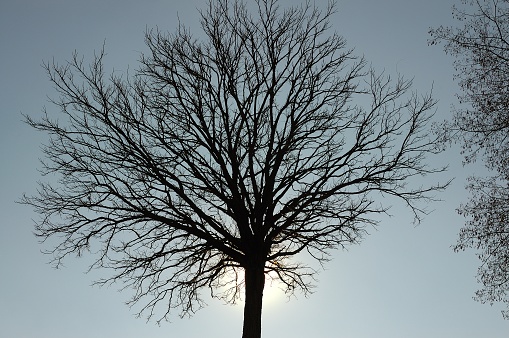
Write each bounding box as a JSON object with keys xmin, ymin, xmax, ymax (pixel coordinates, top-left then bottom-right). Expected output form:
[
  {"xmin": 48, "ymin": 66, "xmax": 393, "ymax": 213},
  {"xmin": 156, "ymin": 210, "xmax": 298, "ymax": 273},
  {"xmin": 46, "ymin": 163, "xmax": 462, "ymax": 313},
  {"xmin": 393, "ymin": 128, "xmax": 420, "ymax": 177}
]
[{"xmin": 1, "ymin": 0, "xmax": 509, "ymax": 337}]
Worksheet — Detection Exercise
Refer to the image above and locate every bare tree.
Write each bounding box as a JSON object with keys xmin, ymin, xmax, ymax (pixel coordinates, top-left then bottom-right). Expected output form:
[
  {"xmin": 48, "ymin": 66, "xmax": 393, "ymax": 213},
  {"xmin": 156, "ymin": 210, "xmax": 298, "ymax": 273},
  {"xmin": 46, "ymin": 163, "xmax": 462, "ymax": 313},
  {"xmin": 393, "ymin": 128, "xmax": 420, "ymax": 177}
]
[
  {"xmin": 23, "ymin": 0, "xmax": 446, "ymax": 337},
  {"xmin": 430, "ymin": 0, "xmax": 509, "ymax": 319}
]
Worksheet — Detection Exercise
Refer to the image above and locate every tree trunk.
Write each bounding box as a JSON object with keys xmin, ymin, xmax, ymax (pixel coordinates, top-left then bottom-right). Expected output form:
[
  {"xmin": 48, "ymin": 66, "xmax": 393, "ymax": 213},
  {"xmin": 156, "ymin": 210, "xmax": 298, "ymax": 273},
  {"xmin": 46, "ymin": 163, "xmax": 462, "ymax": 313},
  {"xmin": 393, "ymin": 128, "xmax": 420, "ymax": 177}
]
[{"xmin": 242, "ymin": 264, "xmax": 265, "ymax": 338}]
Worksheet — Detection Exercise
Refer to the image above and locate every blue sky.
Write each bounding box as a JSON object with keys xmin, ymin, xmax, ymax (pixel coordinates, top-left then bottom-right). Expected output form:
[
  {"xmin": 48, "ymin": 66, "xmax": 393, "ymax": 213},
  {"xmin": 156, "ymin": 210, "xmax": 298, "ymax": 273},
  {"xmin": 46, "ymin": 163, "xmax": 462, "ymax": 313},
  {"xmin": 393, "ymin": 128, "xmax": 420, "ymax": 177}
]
[{"xmin": 1, "ymin": 0, "xmax": 509, "ymax": 337}]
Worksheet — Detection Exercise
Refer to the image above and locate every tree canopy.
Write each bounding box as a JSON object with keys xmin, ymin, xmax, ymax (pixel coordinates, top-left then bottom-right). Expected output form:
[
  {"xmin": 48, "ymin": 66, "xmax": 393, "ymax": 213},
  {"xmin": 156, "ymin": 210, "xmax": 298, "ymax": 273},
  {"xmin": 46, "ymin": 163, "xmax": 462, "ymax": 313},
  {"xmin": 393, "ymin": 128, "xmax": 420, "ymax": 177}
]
[
  {"xmin": 430, "ymin": 0, "xmax": 509, "ymax": 319},
  {"xmin": 23, "ymin": 0, "xmax": 447, "ymax": 336}
]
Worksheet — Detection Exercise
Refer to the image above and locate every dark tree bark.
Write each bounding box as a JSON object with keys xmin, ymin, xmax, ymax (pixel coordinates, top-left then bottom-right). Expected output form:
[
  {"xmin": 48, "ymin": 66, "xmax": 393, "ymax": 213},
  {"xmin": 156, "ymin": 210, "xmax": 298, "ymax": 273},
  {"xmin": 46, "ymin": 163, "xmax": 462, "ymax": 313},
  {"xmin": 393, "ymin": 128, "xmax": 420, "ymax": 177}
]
[
  {"xmin": 242, "ymin": 264, "xmax": 265, "ymax": 338},
  {"xmin": 430, "ymin": 0, "xmax": 509, "ymax": 319},
  {"xmin": 21, "ymin": 0, "xmax": 447, "ymax": 336}
]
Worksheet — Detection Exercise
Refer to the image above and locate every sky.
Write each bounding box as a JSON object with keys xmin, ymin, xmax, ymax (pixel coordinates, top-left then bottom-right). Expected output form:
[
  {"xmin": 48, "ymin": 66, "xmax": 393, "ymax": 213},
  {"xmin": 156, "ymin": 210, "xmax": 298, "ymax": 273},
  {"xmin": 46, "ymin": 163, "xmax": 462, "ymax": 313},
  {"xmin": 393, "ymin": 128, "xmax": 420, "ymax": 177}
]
[{"xmin": 1, "ymin": 0, "xmax": 509, "ymax": 337}]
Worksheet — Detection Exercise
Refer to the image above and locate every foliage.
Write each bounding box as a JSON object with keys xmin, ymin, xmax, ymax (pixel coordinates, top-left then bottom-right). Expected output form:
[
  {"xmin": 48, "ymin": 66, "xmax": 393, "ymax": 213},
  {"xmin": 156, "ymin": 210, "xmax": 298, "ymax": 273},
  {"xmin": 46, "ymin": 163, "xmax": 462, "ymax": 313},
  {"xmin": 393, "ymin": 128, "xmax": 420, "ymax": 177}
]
[{"xmin": 430, "ymin": 0, "xmax": 509, "ymax": 318}]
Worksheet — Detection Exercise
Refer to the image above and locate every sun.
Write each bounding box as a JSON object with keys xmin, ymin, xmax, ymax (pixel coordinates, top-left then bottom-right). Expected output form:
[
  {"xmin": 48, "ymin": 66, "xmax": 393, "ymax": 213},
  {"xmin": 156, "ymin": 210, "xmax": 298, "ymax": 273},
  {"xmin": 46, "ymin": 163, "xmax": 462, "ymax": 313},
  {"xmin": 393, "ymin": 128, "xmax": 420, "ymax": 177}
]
[
  {"xmin": 262, "ymin": 270, "xmax": 286, "ymax": 306},
  {"xmin": 217, "ymin": 267, "xmax": 286, "ymax": 308}
]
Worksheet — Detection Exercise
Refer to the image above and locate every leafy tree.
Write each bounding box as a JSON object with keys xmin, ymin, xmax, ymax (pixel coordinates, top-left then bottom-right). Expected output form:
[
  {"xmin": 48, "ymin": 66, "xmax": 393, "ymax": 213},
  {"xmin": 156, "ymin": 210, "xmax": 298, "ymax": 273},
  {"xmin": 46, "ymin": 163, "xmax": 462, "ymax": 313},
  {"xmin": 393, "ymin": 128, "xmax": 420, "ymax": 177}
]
[
  {"xmin": 430, "ymin": 0, "xmax": 509, "ymax": 319},
  {"xmin": 23, "ymin": 0, "xmax": 446, "ymax": 336}
]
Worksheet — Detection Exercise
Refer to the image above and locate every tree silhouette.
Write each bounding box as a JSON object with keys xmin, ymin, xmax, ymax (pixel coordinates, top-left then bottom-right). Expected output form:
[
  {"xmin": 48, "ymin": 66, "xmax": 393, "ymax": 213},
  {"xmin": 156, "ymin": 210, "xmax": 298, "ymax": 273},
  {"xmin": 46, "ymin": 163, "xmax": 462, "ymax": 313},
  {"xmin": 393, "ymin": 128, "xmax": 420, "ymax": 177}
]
[
  {"xmin": 23, "ymin": 0, "xmax": 446, "ymax": 337},
  {"xmin": 430, "ymin": 0, "xmax": 509, "ymax": 319}
]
